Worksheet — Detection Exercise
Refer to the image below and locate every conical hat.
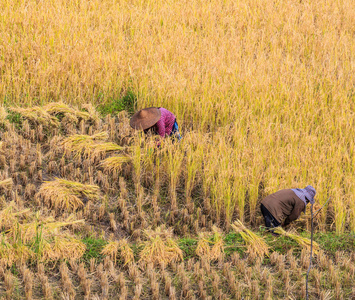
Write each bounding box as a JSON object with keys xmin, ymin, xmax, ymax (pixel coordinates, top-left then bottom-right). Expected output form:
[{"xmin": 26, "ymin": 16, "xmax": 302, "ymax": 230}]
[{"xmin": 130, "ymin": 107, "xmax": 161, "ymax": 130}]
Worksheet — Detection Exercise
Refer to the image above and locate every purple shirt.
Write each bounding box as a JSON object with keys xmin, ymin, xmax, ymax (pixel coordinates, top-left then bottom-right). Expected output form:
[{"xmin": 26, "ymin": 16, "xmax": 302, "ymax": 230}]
[{"xmin": 154, "ymin": 108, "xmax": 176, "ymax": 137}]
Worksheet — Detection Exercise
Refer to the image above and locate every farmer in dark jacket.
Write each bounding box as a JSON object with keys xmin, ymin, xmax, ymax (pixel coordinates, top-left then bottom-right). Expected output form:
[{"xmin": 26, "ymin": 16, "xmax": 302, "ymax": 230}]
[{"xmin": 260, "ymin": 185, "xmax": 316, "ymax": 229}]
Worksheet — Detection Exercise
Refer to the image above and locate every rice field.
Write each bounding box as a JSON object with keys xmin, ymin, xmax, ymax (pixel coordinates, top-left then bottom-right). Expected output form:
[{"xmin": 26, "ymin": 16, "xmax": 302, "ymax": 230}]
[
  {"xmin": 1, "ymin": 0, "xmax": 355, "ymax": 298},
  {"xmin": 0, "ymin": 104, "xmax": 353, "ymax": 299}
]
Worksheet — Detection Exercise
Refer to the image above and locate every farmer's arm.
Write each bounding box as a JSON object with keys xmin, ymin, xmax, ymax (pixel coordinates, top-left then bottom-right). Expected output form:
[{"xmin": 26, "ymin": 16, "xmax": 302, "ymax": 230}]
[{"xmin": 284, "ymin": 201, "xmax": 306, "ymax": 226}]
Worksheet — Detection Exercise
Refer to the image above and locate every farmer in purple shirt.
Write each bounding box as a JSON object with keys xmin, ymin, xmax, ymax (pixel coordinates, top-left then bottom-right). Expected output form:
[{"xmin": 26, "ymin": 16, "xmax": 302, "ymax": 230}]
[{"xmin": 130, "ymin": 107, "xmax": 181, "ymax": 140}]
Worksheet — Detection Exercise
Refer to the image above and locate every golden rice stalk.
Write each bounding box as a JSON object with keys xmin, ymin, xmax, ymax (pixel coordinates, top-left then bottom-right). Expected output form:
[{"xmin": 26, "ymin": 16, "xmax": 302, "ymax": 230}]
[
  {"xmin": 300, "ymin": 202, "xmax": 323, "ymax": 222},
  {"xmin": 81, "ymin": 103, "xmax": 101, "ymax": 123},
  {"xmin": 101, "ymin": 239, "xmax": 134, "ymax": 265},
  {"xmin": 42, "ymin": 217, "xmax": 85, "ymax": 234},
  {"xmin": 196, "ymin": 235, "xmax": 211, "ymax": 259},
  {"xmin": 196, "ymin": 227, "xmax": 224, "ymax": 261},
  {"xmin": 42, "ymin": 236, "xmax": 86, "ymax": 261},
  {"xmin": 9, "ymin": 218, "xmax": 85, "ymax": 244},
  {"xmin": 62, "ymin": 131, "xmax": 108, "ymax": 152},
  {"xmin": 231, "ymin": 219, "xmax": 269, "ymax": 258},
  {"xmin": 36, "ymin": 178, "xmax": 101, "ymax": 213},
  {"xmin": 44, "ymin": 102, "xmax": 80, "ymax": 123},
  {"xmin": 274, "ymin": 227, "xmax": 320, "ymax": 254},
  {"xmin": 210, "ymin": 226, "xmax": 225, "ymax": 260},
  {"xmin": 101, "ymin": 241, "xmax": 120, "ymax": 263},
  {"xmin": 118, "ymin": 239, "xmax": 134, "ymax": 266},
  {"xmin": 101, "ymin": 156, "xmax": 131, "ymax": 174},
  {"xmin": 0, "ymin": 202, "xmax": 31, "ymax": 230},
  {"xmin": 91, "ymin": 142, "xmax": 123, "ymax": 155},
  {"xmin": 0, "ymin": 237, "xmax": 15, "ymax": 267},
  {"xmin": 139, "ymin": 226, "xmax": 183, "ymax": 266},
  {"xmin": 9, "ymin": 106, "xmax": 60, "ymax": 127},
  {"xmin": 0, "ymin": 107, "xmax": 8, "ymax": 125},
  {"xmin": 11, "ymin": 223, "xmax": 39, "ymax": 244},
  {"xmin": 0, "ymin": 178, "xmax": 13, "ymax": 191},
  {"xmin": 12, "ymin": 242, "xmax": 33, "ymax": 264},
  {"xmin": 62, "ymin": 132, "xmax": 123, "ymax": 159},
  {"xmin": 45, "ymin": 102, "xmax": 100, "ymax": 123}
]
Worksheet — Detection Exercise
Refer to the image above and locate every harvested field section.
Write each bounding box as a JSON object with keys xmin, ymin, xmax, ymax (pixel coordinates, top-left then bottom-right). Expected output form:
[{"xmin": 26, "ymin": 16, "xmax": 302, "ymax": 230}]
[
  {"xmin": 0, "ymin": 103, "xmax": 354, "ymax": 298},
  {"xmin": 0, "ymin": 249, "xmax": 353, "ymax": 299}
]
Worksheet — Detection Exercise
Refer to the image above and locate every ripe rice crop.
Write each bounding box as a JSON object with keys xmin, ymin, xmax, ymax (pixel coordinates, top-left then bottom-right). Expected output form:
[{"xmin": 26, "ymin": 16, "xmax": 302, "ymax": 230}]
[
  {"xmin": 0, "ymin": 0, "xmax": 354, "ymax": 295},
  {"xmin": 1, "ymin": 0, "xmax": 355, "ymax": 233}
]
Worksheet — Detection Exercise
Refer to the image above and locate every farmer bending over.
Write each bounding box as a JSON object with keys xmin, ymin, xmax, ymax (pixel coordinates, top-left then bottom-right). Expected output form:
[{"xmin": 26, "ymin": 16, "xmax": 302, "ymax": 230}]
[
  {"xmin": 130, "ymin": 107, "xmax": 181, "ymax": 140},
  {"xmin": 260, "ymin": 185, "xmax": 316, "ymax": 229}
]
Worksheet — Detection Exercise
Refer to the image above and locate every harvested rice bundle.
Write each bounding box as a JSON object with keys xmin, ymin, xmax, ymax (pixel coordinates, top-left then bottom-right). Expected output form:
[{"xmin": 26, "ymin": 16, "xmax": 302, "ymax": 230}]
[
  {"xmin": 274, "ymin": 227, "xmax": 320, "ymax": 254},
  {"xmin": 196, "ymin": 226, "xmax": 224, "ymax": 261},
  {"xmin": 42, "ymin": 235, "xmax": 86, "ymax": 261},
  {"xmin": 118, "ymin": 239, "xmax": 134, "ymax": 265},
  {"xmin": 101, "ymin": 156, "xmax": 131, "ymax": 174},
  {"xmin": 9, "ymin": 216, "xmax": 85, "ymax": 244},
  {"xmin": 0, "ymin": 201, "xmax": 31, "ymax": 230},
  {"xmin": 195, "ymin": 233, "xmax": 211, "ymax": 259},
  {"xmin": 0, "ymin": 206, "xmax": 86, "ymax": 264},
  {"xmin": 62, "ymin": 132, "xmax": 123, "ymax": 159},
  {"xmin": 36, "ymin": 178, "xmax": 101, "ymax": 213},
  {"xmin": 45, "ymin": 102, "xmax": 100, "ymax": 124},
  {"xmin": 91, "ymin": 142, "xmax": 123, "ymax": 155},
  {"xmin": 139, "ymin": 226, "xmax": 183, "ymax": 266},
  {"xmin": 101, "ymin": 239, "xmax": 134, "ymax": 265},
  {"xmin": 44, "ymin": 102, "xmax": 81, "ymax": 123},
  {"xmin": 0, "ymin": 178, "xmax": 14, "ymax": 192},
  {"xmin": 210, "ymin": 226, "xmax": 225, "ymax": 260},
  {"xmin": 101, "ymin": 241, "xmax": 120, "ymax": 265},
  {"xmin": 81, "ymin": 103, "xmax": 101, "ymax": 124},
  {"xmin": 62, "ymin": 132, "xmax": 108, "ymax": 153},
  {"xmin": 0, "ymin": 236, "xmax": 17, "ymax": 267},
  {"xmin": 0, "ymin": 234, "xmax": 34, "ymax": 267},
  {"xmin": 9, "ymin": 106, "xmax": 60, "ymax": 127},
  {"xmin": 231, "ymin": 219, "xmax": 269, "ymax": 258}
]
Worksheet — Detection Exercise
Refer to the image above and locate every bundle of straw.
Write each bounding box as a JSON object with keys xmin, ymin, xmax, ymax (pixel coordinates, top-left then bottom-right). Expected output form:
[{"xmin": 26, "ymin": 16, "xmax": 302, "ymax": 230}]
[
  {"xmin": 62, "ymin": 132, "xmax": 123, "ymax": 159},
  {"xmin": 231, "ymin": 219, "xmax": 269, "ymax": 257},
  {"xmin": 101, "ymin": 156, "xmax": 131, "ymax": 174},
  {"xmin": 196, "ymin": 226, "xmax": 225, "ymax": 261},
  {"xmin": 0, "ymin": 178, "xmax": 14, "ymax": 192},
  {"xmin": 139, "ymin": 226, "xmax": 183, "ymax": 266},
  {"xmin": 9, "ymin": 107, "xmax": 60, "ymax": 127},
  {"xmin": 101, "ymin": 239, "xmax": 134, "ymax": 265},
  {"xmin": 273, "ymin": 227, "xmax": 320, "ymax": 254},
  {"xmin": 44, "ymin": 102, "xmax": 95, "ymax": 122},
  {"xmin": 36, "ymin": 178, "xmax": 101, "ymax": 213}
]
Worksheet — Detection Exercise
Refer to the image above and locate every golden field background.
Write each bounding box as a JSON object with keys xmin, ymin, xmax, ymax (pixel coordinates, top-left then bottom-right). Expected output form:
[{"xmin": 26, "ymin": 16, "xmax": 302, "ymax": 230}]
[{"xmin": 1, "ymin": 0, "xmax": 355, "ymax": 233}]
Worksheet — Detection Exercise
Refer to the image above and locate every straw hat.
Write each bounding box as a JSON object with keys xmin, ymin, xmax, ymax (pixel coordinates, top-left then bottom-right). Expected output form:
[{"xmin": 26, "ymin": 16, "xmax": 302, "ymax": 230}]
[{"xmin": 130, "ymin": 107, "xmax": 161, "ymax": 130}]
